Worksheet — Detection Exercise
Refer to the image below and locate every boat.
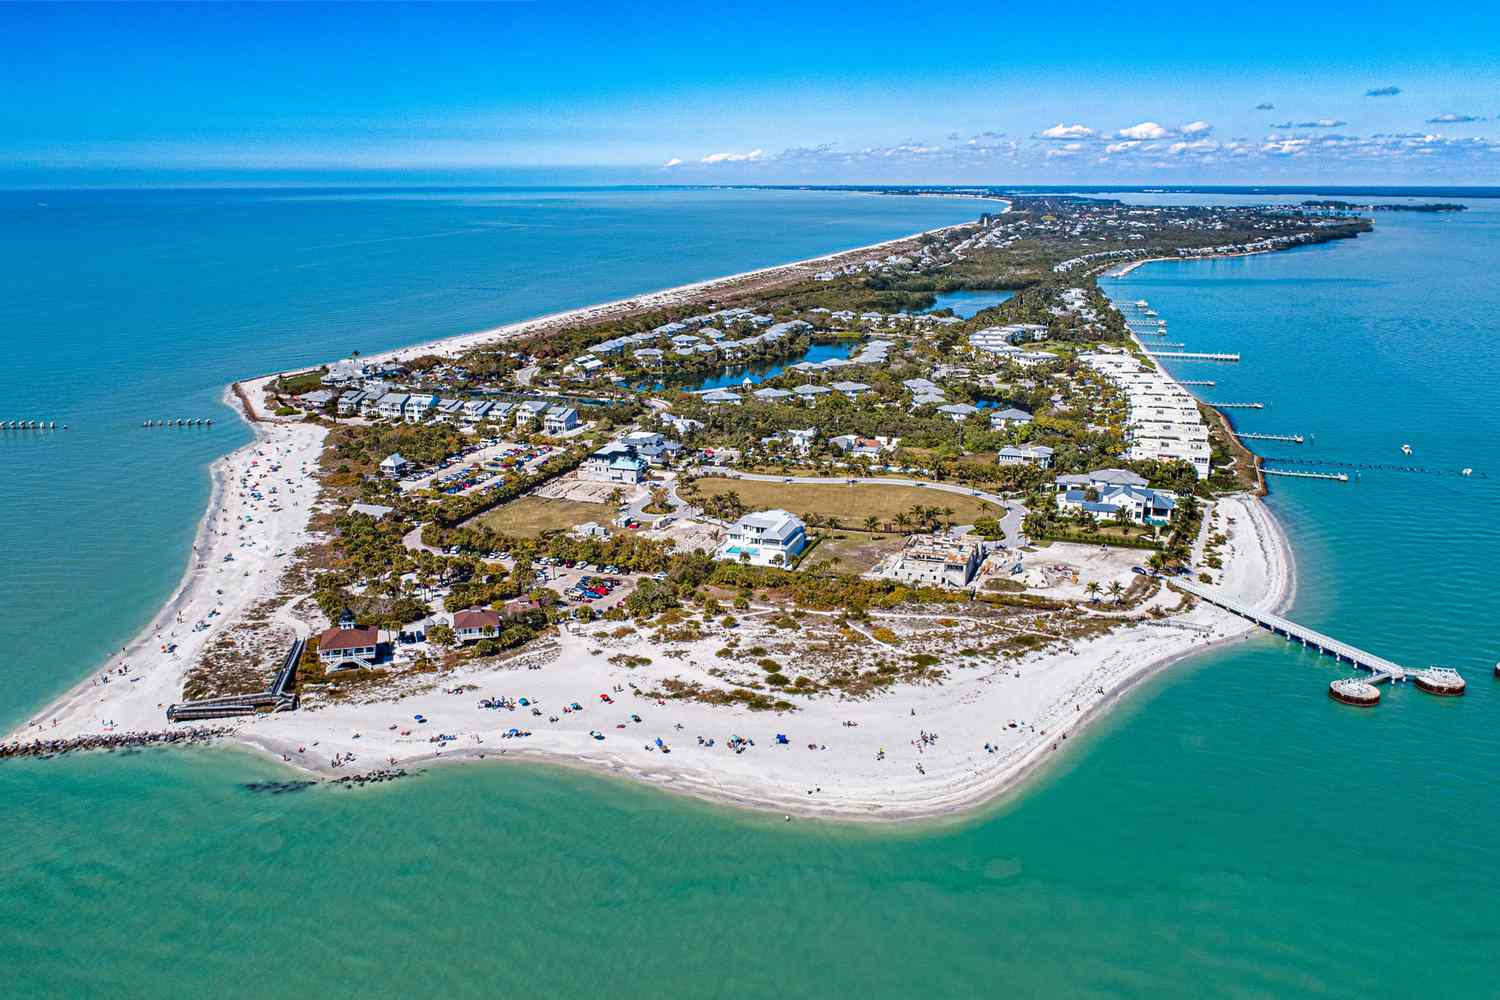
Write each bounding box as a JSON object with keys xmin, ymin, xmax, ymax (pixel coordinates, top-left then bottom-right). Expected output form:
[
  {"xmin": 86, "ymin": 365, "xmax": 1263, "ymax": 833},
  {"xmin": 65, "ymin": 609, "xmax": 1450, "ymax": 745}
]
[{"xmin": 1401, "ymin": 443, "xmax": 1413, "ymax": 455}]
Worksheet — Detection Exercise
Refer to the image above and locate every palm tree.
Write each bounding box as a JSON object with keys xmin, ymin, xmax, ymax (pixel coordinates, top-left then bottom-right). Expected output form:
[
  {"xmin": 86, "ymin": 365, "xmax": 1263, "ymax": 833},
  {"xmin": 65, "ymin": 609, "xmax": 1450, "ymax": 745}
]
[
  {"xmin": 1085, "ymin": 581, "xmax": 1102, "ymax": 603},
  {"xmin": 893, "ymin": 511, "xmax": 912, "ymax": 532},
  {"xmin": 863, "ymin": 515, "xmax": 879, "ymax": 533},
  {"xmin": 1107, "ymin": 580, "xmax": 1125, "ymax": 604}
]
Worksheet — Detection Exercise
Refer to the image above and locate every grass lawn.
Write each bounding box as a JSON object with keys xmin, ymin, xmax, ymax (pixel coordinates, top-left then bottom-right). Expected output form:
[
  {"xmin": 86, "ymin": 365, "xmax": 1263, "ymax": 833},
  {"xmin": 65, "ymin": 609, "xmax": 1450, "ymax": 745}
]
[
  {"xmin": 804, "ymin": 530, "xmax": 907, "ymax": 574},
  {"xmin": 707, "ymin": 479, "xmax": 1001, "ymax": 529},
  {"xmin": 476, "ymin": 496, "xmax": 607, "ymax": 537}
]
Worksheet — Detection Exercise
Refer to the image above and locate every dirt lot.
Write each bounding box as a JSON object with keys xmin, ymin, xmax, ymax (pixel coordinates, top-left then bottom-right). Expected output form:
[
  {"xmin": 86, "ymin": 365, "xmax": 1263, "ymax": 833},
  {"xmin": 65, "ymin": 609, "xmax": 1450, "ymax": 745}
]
[
  {"xmin": 708, "ymin": 480, "xmax": 1001, "ymax": 529},
  {"xmin": 476, "ymin": 496, "xmax": 608, "ymax": 537},
  {"xmin": 535, "ymin": 473, "xmax": 646, "ymax": 505},
  {"xmin": 803, "ymin": 530, "xmax": 906, "ymax": 574}
]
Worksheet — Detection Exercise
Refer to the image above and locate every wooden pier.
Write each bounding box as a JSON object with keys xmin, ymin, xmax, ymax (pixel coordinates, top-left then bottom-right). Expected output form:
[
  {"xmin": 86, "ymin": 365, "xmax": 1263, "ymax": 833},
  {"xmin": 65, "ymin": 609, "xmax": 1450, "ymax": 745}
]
[
  {"xmin": 1237, "ymin": 432, "xmax": 1304, "ymax": 443},
  {"xmin": 1172, "ymin": 578, "xmax": 1408, "ymax": 683},
  {"xmin": 1179, "ymin": 380, "xmax": 1216, "ymax": 387},
  {"xmin": 1147, "ymin": 350, "xmax": 1241, "ymax": 362},
  {"xmin": 1263, "ymin": 468, "xmax": 1348, "ymax": 482},
  {"xmin": 166, "ymin": 638, "xmax": 303, "ymax": 722},
  {"xmin": 1210, "ymin": 402, "xmax": 1265, "ymax": 409}
]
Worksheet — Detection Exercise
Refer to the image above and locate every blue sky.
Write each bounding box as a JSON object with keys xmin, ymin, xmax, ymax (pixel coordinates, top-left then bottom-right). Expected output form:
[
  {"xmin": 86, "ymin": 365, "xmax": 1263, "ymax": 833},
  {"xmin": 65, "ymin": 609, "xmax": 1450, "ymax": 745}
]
[{"xmin": 3, "ymin": 1, "xmax": 1498, "ymax": 185}]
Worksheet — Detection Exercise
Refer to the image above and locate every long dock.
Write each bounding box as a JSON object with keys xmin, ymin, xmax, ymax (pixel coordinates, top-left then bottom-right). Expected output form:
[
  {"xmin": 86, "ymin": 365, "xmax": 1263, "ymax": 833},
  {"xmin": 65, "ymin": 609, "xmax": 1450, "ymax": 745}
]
[
  {"xmin": 1179, "ymin": 380, "xmax": 1216, "ymax": 387},
  {"xmin": 1237, "ymin": 432, "xmax": 1303, "ymax": 443},
  {"xmin": 1210, "ymin": 402, "xmax": 1264, "ymax": 409},
  {"xmin": 1171, "ymin": 578, "xmax": 1408, "ymax": 682},
  {"xmin": 1147, "ymin": 350, "xmax": 1241, "ymax": 362},
  {"xmin": 1263, "ymin": 467, "xmax": 1348, "ymax": 482}
]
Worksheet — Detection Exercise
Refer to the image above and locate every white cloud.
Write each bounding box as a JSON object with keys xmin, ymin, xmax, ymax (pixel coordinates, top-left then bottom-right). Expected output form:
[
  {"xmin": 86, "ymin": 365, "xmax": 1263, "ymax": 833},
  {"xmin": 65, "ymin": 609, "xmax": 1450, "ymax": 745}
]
[
  {"xmin": 1179, "ymin": 120, "xmax": 1214, "ymax": 136},
  {"xmin": 1427, "ymin": 113, "xmax": 1485, "ymax": 124},
  {"xmin": 699, "ymin": 149, "xmax": 764, "ymax": 164},
  {"xmin": 663, "ymin": 157, "xmax": 682, "ymax": 168},
  {"xmin": 1039, "ymin": 123, "xmax": 1095, "ymax": 139},
  {"xmin": 1104, "ymin": 141, "xmax": 1141, "ymax": 154},
  {"xmin": 1117, "ymin": 121, "xmax": 1172, "ymax": 140}
]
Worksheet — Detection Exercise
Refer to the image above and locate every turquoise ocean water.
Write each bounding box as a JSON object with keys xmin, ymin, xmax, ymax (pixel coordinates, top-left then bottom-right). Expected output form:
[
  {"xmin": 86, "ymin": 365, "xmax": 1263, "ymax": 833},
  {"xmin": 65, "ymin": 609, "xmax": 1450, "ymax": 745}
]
[{"xmin": 4, "ymin": 189, "xmax": 1499, "ymax": 997}]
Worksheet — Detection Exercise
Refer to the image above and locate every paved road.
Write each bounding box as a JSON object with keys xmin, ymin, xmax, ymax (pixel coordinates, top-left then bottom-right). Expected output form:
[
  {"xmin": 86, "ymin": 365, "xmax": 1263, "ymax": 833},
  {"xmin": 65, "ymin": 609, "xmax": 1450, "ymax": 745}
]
[{"xmin": 696, "ymin": 469, "xmax": 1027, "ymax": 546}]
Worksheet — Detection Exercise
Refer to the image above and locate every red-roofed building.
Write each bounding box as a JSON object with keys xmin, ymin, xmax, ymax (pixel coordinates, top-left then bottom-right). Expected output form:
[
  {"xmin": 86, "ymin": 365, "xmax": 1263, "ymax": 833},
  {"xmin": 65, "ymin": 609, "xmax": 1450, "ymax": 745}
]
[
  {"xmin": 452, "ymin": 609, "xmax": 501, "ymax": 644},
  {"xmin": 317, "ymin": 625, "xmax": 380, "ymax": 669}
]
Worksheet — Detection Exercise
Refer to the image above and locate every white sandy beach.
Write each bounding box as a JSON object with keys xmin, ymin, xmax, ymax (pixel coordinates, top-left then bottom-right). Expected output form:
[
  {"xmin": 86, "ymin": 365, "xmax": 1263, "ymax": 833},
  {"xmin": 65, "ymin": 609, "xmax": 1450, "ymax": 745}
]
[
  {"xmin": 6, "ymin": 384, "xmax": 326, "ymax": 744},
  {"xmin": 5, "ymin": 208, "xmax": 1304, "ymax": 823},
  {"xmin": 217, "ymin": 492, "xmax": 1289, "ymax": 822}
]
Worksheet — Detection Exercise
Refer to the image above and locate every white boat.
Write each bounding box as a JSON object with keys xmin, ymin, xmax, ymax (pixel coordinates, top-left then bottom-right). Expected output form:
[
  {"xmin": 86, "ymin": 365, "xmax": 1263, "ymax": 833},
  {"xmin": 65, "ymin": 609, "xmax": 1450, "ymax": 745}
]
[{"xmin": 1401, "ymin": 443, "xmax": 1413, "ymax": 455}]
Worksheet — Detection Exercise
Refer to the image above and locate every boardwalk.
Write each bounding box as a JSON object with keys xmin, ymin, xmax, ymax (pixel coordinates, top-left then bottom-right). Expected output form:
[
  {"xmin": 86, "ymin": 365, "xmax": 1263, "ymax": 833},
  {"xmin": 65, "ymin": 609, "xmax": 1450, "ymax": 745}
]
[{"xmin": 1171, "ymin": 577, "xmax": 1407, "ymax": 682}]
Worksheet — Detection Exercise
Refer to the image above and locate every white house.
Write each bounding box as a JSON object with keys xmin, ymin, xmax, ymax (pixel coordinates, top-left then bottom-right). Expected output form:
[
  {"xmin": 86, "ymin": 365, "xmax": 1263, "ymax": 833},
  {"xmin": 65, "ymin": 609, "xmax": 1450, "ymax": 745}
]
[
  {"xmin": 451, "ymin": 609, "xmax": 501, "ymax": 644},
  {"xmin": 543, "ymin": 405, "xmax": 579, "ymax": 435},
  {"xmin": 403, "ymin": 394, "xmax": 438, "ymax": 423},
  {"xmin": 379, "ymin": 453, "xmax": 409, "ymax": 479},
  {"xmin": 714, "ymin": 509, "xmax": 808, "ymax": 567},
  {"xmin": 997, "ymin": 444, "xmax": 1054, "ymax": 468},
  {"xmin": 515, "ymin": 399, "xmax": 550, "ymax": 427},
  {"xmin": 583, "ymin": 443, "xmax": 648, "ymax": 484},
  {"xmin": 377, "ymin": 393, "xmax": 410, "ymax": 421},
  {"xmin": 1054, "ymin": 470, "xmax": 1175, "ymax": 526},
  {"xmin": 989, "ymin": 406, "xmax": 1033, "ymax": 430}
]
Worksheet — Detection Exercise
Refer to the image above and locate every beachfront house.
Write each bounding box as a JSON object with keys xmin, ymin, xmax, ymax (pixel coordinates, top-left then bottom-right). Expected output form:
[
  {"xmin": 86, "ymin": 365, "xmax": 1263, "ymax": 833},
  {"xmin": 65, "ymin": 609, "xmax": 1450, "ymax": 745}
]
[
  {"xmin": 379, "ymin": 453, "xmax": 409, "ymax": 479},
  {"xmin": 317, "ymin": 618, "xmax": 381, "ymax": 671},
  {"xmin": 337, "ymin": 390, "xmax": 367, "ymax": 417},
  {"xmin": 451, "ymin": 609, "xmax": 501, "ymax": 644},
  {"xmin": 714, "ymin": 509, "xmax": 808, "ymax": 567},
  {"xmin": 1054, "ymin": 469, "xmax": 1175, "ymax": 526}
]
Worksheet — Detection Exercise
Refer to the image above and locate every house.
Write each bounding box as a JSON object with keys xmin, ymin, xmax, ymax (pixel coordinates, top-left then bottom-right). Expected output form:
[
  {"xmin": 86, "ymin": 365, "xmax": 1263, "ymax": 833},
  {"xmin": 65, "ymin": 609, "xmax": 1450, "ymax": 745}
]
[
  {"xmin": 379, "ymin": 453, "xmax": 409, "ymax": 479},
  {"xmin": 583, "ymin": 443, "xmax": 648, "ymax": 484},
  {"xmin": 662, "ymin": 414, "xmax": 704, "ymax": 435},
  {"xmin": 358, "ymin": 389, "xmax": 387, "ymax": 417},
  {"xmin": 461, "ymin": 399, "xmax": 494, "ymax": 423},
  {"xmin": 1054, "ymin": 470, "xmax": 1174, "ymax": 526},
  {"xmin": 714, "ymin": 509, "xmax": 808, "ymax": 567},
  {"xmin": 886, "ymin": 533, "xmax": 987, "ymax": 589},
  {"xmin": 620, "ymin": 430, "xmax": 681, "ymax": 465},
  {"xmin": 337, "ymin": 390, "xmax": 367, "ymax": 416},
  {"xmin": 318, "ymin": 613, "xmax": 380, "ymax": 670},
  {"xmin": 997, "ymin": 444, "xmax": 1054, "ymax": 468},
  {"xmin": 988, "ymin": 406, "xmax": 1033, "ymax": 430},
  {"xmin": 572, "ymin": 521, "xmax": 610, "ymax": 539},
  {"xmin": 543, "ymin": 405, "xmax": 579, "ymax": 435},
  {"xmin": 452, "ymin": 609, "xmax": 501, "ymax": 644},
  {"xmin": 752, "ymin": 387, "xmax": 794, "ymax": 402},
  {"xmin": 297, "ymin": 389, "xmax": 336, "ymax": 410},
  {"xmin": 788, "ymin": 427, "xmax": 818, "ymax": 452},
  {"xmin": 792, "ymin": 383, "xmax": 831, "ymax": 403},
  {"xmin": 830, "ymin": 434, "xmax": 889, "ymax": 459},
  {"xmin": 829, "ymin": 380, "xmax": 871, "ymax": 399},
  {"xmin": 403, "ymin": 394, "xmax": 437, "ymax": 423},
  {"xmin": 377, "ymin": 393, "xmax": 410, "ymax": 421},
  {"xmin": 936, "ymin": 403, "xmax": 980, "ymax": 423},
  {"xmin": 633, "ymin": 348, "xmax": 664, "ymax": 364},
  {"xmin": 515, "ymin": 399, "xmax": 550, "ymax": 427},
  {"xmin": 701, "ymin": 389, "xmax": 741, "ymax": 406}
]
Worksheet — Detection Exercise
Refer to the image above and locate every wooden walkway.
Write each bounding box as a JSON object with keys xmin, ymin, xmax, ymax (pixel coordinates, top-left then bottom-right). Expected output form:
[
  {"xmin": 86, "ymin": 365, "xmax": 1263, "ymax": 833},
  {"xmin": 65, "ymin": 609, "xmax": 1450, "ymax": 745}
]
[{"xmin": 1172, "ymin": 578, "xmax": 1407, "ymax": 682}]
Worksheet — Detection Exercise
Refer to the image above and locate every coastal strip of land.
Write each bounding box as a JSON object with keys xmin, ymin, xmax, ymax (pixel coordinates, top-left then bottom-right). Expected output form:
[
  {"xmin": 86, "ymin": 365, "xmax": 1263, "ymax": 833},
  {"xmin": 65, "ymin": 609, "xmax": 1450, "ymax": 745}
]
[{"xmin": 6, "ymin": 202, "xmax": 1313, "ymax": 823}]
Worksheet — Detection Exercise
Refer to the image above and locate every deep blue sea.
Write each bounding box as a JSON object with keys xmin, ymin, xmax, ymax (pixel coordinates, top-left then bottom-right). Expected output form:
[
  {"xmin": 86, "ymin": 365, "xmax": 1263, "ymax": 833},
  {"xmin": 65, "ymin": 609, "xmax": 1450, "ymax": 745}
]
[{"xmin": 3, "ymin": 188, "xmax": 1499, "ymax": 998}]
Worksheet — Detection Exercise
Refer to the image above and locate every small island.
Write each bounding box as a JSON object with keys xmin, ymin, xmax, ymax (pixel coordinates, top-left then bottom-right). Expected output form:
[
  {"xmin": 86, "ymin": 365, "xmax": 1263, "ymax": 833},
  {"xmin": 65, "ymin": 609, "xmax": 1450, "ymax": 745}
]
[{"xmin": 8, "ymin": 197, "xmax": 1368, "ymax": 820}]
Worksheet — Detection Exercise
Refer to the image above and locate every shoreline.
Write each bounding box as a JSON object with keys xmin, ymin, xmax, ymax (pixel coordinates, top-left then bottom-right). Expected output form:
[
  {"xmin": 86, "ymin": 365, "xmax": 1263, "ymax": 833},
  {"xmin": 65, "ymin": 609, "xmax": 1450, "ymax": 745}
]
[{"xmin": 6, "ymin": 204, "xmax": 1304, "ymax": 825}]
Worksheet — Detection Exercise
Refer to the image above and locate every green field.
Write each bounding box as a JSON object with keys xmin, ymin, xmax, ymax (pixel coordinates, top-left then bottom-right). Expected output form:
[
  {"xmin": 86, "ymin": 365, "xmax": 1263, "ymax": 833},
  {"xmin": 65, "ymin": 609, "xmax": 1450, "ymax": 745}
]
[
  {"xmin": 476, "ymin": 497, "xmax": 607, "ymax": 537},
  {"xmin": 706, "ymin": 479, "xmax": 1000, "ymax": 529}
]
